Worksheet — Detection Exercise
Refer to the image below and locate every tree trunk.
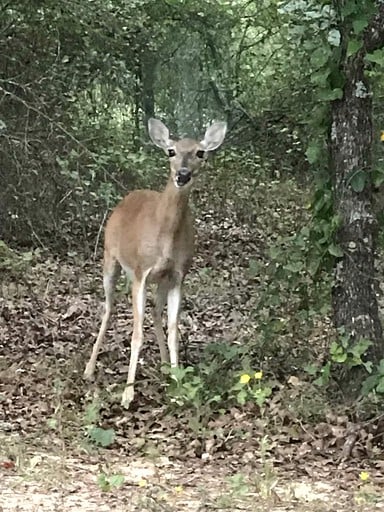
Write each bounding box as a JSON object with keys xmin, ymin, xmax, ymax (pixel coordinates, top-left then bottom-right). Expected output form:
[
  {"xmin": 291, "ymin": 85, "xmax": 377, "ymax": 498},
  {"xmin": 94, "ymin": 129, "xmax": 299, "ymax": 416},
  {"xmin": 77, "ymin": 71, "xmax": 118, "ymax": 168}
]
[
  {"xmin": 330, "ymin": 55, "xmax": 383, "ymax": 362},
  {"xmin": 330, "ymin": 3, "xmax": 384, "ymax": 371}
]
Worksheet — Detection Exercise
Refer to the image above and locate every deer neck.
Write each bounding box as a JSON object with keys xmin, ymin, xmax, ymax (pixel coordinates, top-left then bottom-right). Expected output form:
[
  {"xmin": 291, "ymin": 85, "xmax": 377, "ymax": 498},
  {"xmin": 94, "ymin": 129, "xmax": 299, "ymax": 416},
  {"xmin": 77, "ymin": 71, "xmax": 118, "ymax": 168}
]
[{"xmin": 157, "ymin": 178, "xmax": 191, "ymax": 236}]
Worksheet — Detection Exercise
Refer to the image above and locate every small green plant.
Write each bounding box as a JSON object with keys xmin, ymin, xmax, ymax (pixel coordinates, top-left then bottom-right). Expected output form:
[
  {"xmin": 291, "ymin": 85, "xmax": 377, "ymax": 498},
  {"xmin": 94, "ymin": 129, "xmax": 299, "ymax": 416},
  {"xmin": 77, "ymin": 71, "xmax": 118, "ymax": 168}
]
[
  {"xmin": 164, "ymin": 344, "xmax": 273, "ymax": 423},
  {"xmin": 362, "ymin": 359, "xmax": 384, "ymax": 395},
  {"xmin": 256, "ymin": 435, "xmax": 277, "ymax": 498},
  {"xmin": 227, "ymin": 473, "xmax": 249, "ymax": 497},
  {"xmin": 164, "ymin": 342, "xmax": 246, "ymax": 411},
  {"xmin": 355, "ymin": 471, "xmax": 382, "ymax": 506},
  {"xmin": 83, "ymin": 398, "xmax": 116, "ymax": 448},
  {"xmin": 305, "ymin": 331, "xmax": 373, "ymax": 387},
  {"xmin": 88, "ymin": 426, "xmax": 116, "ymax": 448},
  {"xmin": 214, "ymin": 473, "xmax": 249, "ymax": 509},
  {"xmin": 0, "ymin": 240, "xmax": 37, "ymax": 276},
  {"xmin": 164, "ymin": 365, "xmax": 206, "ymax": 408},
  {"xmin": 46, "ymin": 378, "xmax": 65, "ymax": 432},
  {"xmin": 229, "ymin": 371, "xmax": 272, "ymax": 407},
  {"xmin": 97, "ymin": 472, "xmax": 125, "ymax": 492}
]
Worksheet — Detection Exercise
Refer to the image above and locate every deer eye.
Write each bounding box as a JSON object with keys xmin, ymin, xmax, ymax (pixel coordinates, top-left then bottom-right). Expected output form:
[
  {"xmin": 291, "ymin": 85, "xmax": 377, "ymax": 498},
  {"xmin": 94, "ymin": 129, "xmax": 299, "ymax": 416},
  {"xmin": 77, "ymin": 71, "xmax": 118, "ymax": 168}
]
[
  {"xmin": 168, "ymin": 149, "xmax": 176, "ymax": 158},
  {"xmin": 196, "ymin": 150, "xmax": 205, "ymax": 159}
]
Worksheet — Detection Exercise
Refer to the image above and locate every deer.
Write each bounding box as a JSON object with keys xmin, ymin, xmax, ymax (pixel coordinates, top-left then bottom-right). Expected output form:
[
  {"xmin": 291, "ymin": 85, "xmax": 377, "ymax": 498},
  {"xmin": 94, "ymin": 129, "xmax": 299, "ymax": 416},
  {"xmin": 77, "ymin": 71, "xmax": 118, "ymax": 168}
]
[{"xmin": 84, "ymin": 118, "xmax": 227, "ymax": 408}]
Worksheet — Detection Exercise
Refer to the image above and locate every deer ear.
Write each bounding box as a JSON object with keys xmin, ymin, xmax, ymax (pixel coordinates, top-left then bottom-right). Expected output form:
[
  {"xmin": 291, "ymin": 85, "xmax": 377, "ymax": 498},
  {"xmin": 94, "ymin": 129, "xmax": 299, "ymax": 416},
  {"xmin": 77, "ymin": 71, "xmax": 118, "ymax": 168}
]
[
  {"xmin": 148, "ymin": 118, "xmax": 173, "ymax": 150},
  {"xmin": 200, "ymin": 121, "xmax": 227, "ymax": 151}
]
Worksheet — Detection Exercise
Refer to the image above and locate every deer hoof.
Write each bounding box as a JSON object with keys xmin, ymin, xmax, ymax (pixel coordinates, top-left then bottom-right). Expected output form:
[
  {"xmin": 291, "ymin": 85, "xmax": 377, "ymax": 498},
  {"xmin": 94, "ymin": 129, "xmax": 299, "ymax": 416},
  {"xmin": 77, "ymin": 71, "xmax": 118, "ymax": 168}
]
[
  {"xmin": 83, "ymin": 363, "xmax": 95, "ymax": 381},
  {"xmin": 121, "ymin": 386, "xmax": 134, "ymax": 409}
]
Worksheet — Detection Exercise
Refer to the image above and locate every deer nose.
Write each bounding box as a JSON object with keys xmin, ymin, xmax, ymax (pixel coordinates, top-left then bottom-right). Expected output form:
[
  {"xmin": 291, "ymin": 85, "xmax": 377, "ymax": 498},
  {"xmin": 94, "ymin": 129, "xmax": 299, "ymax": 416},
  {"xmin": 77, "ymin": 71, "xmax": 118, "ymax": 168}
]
[{"xmin": 176, "ymin": 167, "xmax": 192, "ymax": 186}]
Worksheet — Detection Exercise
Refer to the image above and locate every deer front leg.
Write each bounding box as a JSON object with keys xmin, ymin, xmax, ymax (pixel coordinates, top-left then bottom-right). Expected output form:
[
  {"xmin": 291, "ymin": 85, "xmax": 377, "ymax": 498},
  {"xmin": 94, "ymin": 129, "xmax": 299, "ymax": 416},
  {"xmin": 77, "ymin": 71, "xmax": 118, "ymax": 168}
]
[
  {"xmin": 167, "ymin": 279, "xmax": 182, "ymax": 367},
  {"xmin": 121, "ymin": 269, "xmax": 149, "ymax": 408},
  {"xmin": 152, "ymin": 280, "xmax": 169, "ymax": 363}
]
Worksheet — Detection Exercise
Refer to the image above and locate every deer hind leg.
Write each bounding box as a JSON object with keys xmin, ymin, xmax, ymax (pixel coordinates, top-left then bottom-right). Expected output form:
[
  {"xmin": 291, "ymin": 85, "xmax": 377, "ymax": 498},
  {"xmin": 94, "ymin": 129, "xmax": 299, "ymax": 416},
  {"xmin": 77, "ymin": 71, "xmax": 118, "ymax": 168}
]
[
  {"xmin": 167, "ymin": 278, "xmax": 182, "ymax": 368},
  {"xmin": 152, "ymin": 280, "xmax": 169, "ymax": 363},
  {"xmin": 84, "ymin": 254, "xmax": 120, "ymax": 379},
  {"xmin": 121, "ymin": 268, "xmax": 151, "ymax": 408}
]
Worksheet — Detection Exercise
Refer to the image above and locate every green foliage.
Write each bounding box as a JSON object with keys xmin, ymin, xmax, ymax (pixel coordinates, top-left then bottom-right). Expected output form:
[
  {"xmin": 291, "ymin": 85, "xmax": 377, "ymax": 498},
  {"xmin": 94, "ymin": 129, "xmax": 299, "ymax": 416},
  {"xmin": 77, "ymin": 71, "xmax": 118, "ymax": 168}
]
[
  {"xmin": 362, "ymin": 360, "xmax": 384, "ymax": 395},
  {"xmin": 164, "ymin": 343, "xmax": 272, "ymax": 419},
  {"xmin": 0, "ymin": 0, "xmax": 322, "ymax": 250},
  {"xmin": 230, "ymin": 373, "xmax": 272, "ymax": 407},
  {"xmin": 87, "ymin": 426, "xmax": 116, "ymax": 448},
  {"xmin": 0, "ymin": 241, "xmax": 37, "ymax": 276},
  {"xmin": 306, "ymin": 331, "xmax": 373, "ymax": 388},
  {"xmin": 83, "ymin": 399, "xmax": 116, "ymax": 448},
  {"xmin": 97, "ymin": 472, "xmax": 125, "ymax": 492}
]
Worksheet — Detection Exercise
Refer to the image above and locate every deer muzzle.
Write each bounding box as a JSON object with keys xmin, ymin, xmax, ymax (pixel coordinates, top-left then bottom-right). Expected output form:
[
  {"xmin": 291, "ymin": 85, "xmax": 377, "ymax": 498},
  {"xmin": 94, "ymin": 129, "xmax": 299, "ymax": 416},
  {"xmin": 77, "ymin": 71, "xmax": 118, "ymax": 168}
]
[{"xmin": 176, "ymin": 167, "xmax": 192, "ymax": 187}]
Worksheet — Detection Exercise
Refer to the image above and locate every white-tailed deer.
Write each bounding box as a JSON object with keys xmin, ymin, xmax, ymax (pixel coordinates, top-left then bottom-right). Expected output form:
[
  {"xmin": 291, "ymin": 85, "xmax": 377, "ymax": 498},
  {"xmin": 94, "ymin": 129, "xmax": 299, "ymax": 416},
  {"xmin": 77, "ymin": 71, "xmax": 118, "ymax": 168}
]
[{"xmin": 84, "ymin": 118, "xmax": 227, "ymax": 407}]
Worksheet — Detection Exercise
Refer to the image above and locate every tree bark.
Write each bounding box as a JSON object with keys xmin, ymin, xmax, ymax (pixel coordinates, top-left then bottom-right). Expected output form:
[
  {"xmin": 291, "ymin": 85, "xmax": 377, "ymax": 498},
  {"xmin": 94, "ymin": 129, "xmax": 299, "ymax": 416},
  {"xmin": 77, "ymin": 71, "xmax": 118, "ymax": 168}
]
[
  {"xmin": 330, "ymin": 56, "xmax": 382, "ymax": 360},
  {"xmin": 331, "ymin": 3, "xmax": 384, "ymax": 366}
]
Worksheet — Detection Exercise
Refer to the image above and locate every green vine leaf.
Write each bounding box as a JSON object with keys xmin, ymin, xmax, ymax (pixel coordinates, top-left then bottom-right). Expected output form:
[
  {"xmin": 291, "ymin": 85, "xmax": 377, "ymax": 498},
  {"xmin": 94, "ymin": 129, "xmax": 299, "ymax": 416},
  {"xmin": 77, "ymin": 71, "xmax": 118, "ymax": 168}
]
[
  {"xmin": 328, "ymin": 243, "xmax": 344, "ymax": 258},
  {"xmin": 310, "ymin": 46, "xmax": 332, "ymax": 69},
  {"xmin": 352, "ymin": 18, "xmax": 368, "ymax": 35},
  {"xmin": 350, "ymin": 170, "xmax": 366, "ymax": 192},
  {"xmin": 347, "ymin": 38, "xmax": 362, "ymax": 57},
  {"xmin": 318, "ymin": 88, "xmax": 343, "ymax": 101},
  {"xmin": 365, "ymin": 49, "xmax": 384, "ymax": 66},
  {"xmin": 305, "ymin": 142, "xmax": 322, "ymax": 164}
]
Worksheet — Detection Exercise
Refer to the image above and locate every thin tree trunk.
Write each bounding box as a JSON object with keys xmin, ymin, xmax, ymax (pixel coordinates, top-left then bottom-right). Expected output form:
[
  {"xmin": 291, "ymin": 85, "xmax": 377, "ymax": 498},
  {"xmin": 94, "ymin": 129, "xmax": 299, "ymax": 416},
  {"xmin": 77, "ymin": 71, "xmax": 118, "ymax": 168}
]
[{"xmin": 330, "ymin": 3, "xmax": 384, "ymax": 371}]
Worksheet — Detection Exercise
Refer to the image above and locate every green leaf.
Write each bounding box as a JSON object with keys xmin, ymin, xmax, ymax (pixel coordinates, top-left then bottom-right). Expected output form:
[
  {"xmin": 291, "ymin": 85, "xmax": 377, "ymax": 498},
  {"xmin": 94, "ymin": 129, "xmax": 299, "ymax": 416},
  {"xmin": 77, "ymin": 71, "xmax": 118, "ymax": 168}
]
[
  {"xmin": 333, "ymin": 352, "xmax": 348, "ymax": 363},
  {"xmin": 373, "ymin": 170, "xmax": 384, "ymax": 188},
  {"xmin": 341, "ymin": 1, "xmax": 357, "ymax": 17},
  {"xmin": 305, "ymin": 142, "xmax": 322, "ymax": 164},
  {"xmin": 330, "ymin": 341, "xmax": 342, "ymax": 355},
  {"xmin": 327, "ymin": 243, "xmax": 344, "ymax": 258},
  {"xmin": 283, "ymin": 261, "xmax": 304, "ymax": 273},
  {"xmin": 347, "ymin": 39, "xmax": 362, "ymax": 57},
  {"xmin": 310, "ymin": 68, "xmax": 330, "ymax": 86},
  {"xmin": 304, "ymin": 363, "xmax": 319, "ymax": 376},
  {"xmin": 318, "ymin": 88, "xmax": 343, "ymax": 101},
  {"xmin": 350, "ymin": 338, "xmax": 372, "ymax": 358},
  {"xmin": 237, "ymin": 389, "xmax": 247, "ymax": 405},
  {"xmin": 366, "ymin": 49, "xmax": 384, "ymax": 66},
  {"xmin": 310, "ymin": 47, "xmax": 331, "ymax": 69},
  {"xmin": 377, "ymin": 359, "xmax": 384, "ymax": 375},
  {"xmin": 353, "ymin": 18, "xmax": 368, "ymax": 35},
  {"xmin": 329, "ymin": 67, "xmax": 345, "ymax": 89},
  {"xmin": 314, "ymin": 362, "xmax": 331, "ymax": 386},
  {"xmin": 350, "ymin": 170, "xmax": 366, "ymax": 192},
  {"xmin": 97, "ymin": 473, "xmax": 109, "ymax": 491},
  {"xmin": 327, "ymin": 29, "xmax": 341, "ymax": 47},
  {"xmin": 108, "ymin": 474, "xmax": 125, "ymax": 488},
  {"xmin": 361, "ymin": 374, "xmax": 378, "ymax": 395},
  {"xmin": 376, "ymin": 377, "xmax": 384, "ymax": 393},
  {"xmin": 88, "ymin": 426, "xmax": 116, "ymax": 447}
]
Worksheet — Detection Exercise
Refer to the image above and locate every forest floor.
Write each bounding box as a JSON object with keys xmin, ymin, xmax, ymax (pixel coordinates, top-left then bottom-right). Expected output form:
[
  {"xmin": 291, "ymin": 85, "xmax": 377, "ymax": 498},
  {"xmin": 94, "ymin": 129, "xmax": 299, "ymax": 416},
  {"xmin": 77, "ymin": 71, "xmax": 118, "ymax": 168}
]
[{"xmin": 1, "ymin": 178, "xmax": 384, "ymax": 511}]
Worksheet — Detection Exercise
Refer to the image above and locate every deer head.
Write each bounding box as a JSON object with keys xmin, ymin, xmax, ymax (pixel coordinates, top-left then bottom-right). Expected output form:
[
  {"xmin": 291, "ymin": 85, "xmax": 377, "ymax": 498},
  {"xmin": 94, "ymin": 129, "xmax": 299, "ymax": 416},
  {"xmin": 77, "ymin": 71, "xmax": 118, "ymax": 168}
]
[{"xmin": 148, "ymin": 118, "xmax": 227, "ymax": 188}]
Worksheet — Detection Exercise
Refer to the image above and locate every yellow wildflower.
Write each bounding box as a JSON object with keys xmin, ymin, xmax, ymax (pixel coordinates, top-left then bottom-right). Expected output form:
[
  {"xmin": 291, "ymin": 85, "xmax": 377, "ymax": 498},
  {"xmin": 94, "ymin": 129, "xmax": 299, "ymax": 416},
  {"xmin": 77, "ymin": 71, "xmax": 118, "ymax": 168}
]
[
  {"xmin": 174, "ymin": 485, "xmax": 183, "ymax": 493},
  {"xmin": 240, "ymin": 374, "xmax": 251, "ymax": 384},
  {"xmin": 138, "ymin": 478, "xmax": 148, "ymax": 487},
  {"xmin": 254, "ymin": 371, "xmax": 263, "ymax": 380},
  {"xmin": 359, "ymin": 471, "xmax": 369, "ymax": 482}
]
